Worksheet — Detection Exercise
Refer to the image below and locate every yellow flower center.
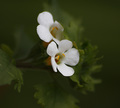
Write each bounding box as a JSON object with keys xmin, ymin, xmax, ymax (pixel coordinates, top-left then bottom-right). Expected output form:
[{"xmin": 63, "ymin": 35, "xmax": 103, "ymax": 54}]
[
  {"xmin": 55, "ymin": 53, "xmax": 65, "ymax": 64},
  {"xmin": 50, "ymin": 26, "xmax": 58, "ymax": 38},
  {"xmin": 52, "ymin": 27, "xmax": 58, "ymax": 31},
  {"xmin": 62, "ymin": 53, "xmax": 65, "ymax": 57}
]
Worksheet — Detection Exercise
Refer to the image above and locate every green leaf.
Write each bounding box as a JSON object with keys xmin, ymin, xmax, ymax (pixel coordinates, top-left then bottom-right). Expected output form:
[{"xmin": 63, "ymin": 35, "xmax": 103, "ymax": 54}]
[
  {"xmin": 70, "ymin": 69, "xmax": 83, "ymax": 88},
  {"xmin": 78, "ymin": 41, "xmax": 102, "ymax": 93},
  {"xmin": 71, "ymin": 40, "xmax": 102, "ymax": 93},
  {"xmin": 0, "ymin": 44, "xmax": 13, "ymax": 58},
  {"xmin": 0, "ymin": 49, "xmax": 23, "ymax": 92},
  {"xmin": 80, "ymin": 75, "xmax": 101, "ymax": 94},
  {"xmin": 34, "ymin": 83, "xmax": 79, "ymax": 108}
]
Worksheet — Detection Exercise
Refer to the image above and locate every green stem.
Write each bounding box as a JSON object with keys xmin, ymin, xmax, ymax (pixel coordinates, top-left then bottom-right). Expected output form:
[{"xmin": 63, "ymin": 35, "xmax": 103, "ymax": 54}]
[{"xmin": 16, "ymin": 61, "xmax": 52, "ymax": 71}]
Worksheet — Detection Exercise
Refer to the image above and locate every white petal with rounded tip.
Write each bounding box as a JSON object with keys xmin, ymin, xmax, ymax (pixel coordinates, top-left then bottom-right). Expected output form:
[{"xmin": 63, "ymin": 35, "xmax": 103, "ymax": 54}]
[
  {"xmin": 64, "ymin": 48, "xmax": 79, "ymax": 66},
  {"xmin": 37, "ymin": 25, "xmax": 53, "ymax": 42},
  {"xmin": 51, "ymin": 57, "xmax": 58, "ymax": 72},
  {"xmin": 37, "ymin": 12, "xmax": 54, "ymax": 28},
  {"xmin": 55, "ymin": 21, "xmax": 64, "ymax": 31},
  {"xmin": 58, "ymin": 63, "xmax": 74, "ymax": 76},
  {"xmin": 59, "ymin": 40, "xmax": 73, "ymax": 53},
  {"xmin": 47, "ymin": 41, "xmax": 59, "ymax": 57}
]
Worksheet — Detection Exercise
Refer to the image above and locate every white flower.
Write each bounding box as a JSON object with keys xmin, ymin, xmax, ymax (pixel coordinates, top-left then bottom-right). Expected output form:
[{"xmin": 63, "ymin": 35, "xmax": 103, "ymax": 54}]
[
  {"xmin": 37, "ymin": 11, "xmax": 64, "ymax": 44},
  {"xmin": 47, "ymin": 40, "xmax": 80, "ymax": 76}
]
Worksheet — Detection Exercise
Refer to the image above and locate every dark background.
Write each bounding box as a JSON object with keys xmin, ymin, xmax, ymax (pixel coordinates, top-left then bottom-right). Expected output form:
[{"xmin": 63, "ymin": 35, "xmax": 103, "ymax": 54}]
[{"xmin": 0, "ymin": 0, "xmax": 120, "ymax": 108}]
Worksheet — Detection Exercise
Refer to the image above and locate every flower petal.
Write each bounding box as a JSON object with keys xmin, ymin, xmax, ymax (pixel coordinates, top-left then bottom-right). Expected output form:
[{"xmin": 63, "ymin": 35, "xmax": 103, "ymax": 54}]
[
  {"xmin": 51, "ymin": 57, "xmax": 58, "ymax": 72},
  {"xmin": 37, "ymin": 11, "xmax": 54, "ymax": 27},
  {"xmin": 58, "ymin": 63, "xmax": 74, "ymax": 76},
  {"xmin": 53, "ymin": 38, "xmax": 60, "ymax": 44},
  {"xmin": 59, "ymin": 40, "xmax": 73, "ymax": 53},
  {"xmin": 54, "ymin": 21, "xmax": 64, "ymax": 31},
  {"xmin": 64, "ymin": 48, "xmax": 79, "ymax": 66},
  {"xmin": 47, "ymin": 41, "xmax": 59, "ymax": 57},
  {"xmin": 37, "ymin": 25, "xmax": 53, "ymax": 42},
  {"xmin": 55, "ymin": 21, "xmax": 64, "ymax": 41}
]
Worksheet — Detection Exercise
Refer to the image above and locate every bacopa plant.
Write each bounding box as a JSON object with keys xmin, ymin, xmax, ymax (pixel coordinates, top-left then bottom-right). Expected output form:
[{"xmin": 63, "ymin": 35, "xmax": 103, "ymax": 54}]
[{"xmin": 0, "ymin": 1, "xmax": 102, "ymax": 108}]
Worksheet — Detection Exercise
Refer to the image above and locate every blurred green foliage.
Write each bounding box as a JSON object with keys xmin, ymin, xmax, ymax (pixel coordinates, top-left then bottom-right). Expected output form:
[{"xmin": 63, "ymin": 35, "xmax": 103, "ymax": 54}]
[
  {"xmin": 0, "ymin": 49, "xmax": 23, "ymax": 92},
  {"xmin": 35, "ymin": 83, "xmax": 79, "ymax": 108}
]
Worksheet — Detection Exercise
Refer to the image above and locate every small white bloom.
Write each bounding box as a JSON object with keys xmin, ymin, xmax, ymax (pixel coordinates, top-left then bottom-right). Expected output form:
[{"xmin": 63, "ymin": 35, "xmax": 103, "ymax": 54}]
[
  {"xmin": 47, "ymin": 40, "xmax": 80, "ymax": 76},
  {"xmin": 37, "ymin": 11, "xmax": 64, "ymax": 44}
]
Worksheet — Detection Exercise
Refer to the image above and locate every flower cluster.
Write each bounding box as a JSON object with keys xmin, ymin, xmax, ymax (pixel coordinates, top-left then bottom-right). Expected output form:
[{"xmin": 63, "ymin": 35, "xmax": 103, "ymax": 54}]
[{"xmin": 37, "ymin": 11, "xmax": 80, "ymax": 76}]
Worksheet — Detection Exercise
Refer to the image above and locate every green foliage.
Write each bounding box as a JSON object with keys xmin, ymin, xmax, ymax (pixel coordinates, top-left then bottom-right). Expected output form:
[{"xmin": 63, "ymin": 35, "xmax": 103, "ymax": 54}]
[
  {"xmin": 0, "ymin": 49, "xmax": 23, "ymax": 92},
  {"xmin": 71, "ymin": 41, "xmax": 102, "ymax": 93},
  {"xmin": 1, "ymin": 44, "xmax": 13, "ymax": 58},
  {"xmin": 78, "ymin": 41, "xmax": 102, "ymax": 93},
  {"xmin": 34, "ymin": 83, "xmax": 79, "ymax": 108}
]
